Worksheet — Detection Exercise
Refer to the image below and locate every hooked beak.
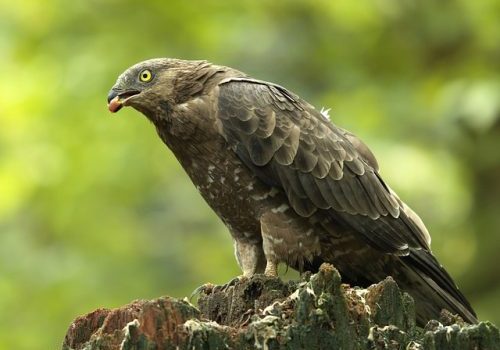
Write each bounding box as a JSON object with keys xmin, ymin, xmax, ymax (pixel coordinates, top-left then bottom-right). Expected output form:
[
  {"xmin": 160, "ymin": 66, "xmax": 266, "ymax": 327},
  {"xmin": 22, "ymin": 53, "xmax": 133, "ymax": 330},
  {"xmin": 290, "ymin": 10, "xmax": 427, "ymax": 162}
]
[{"xmin": 107, "ymin": 89, "xmax": 141, "ymax": 113}]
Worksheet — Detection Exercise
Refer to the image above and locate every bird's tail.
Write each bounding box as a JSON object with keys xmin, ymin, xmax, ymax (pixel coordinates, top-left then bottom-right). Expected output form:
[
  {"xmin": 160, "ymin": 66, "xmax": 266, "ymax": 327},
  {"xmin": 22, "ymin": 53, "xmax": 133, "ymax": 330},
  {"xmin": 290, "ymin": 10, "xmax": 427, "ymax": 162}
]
[
  {"xmin": 298, "ymin": 248, "xmax": 477, "ymax": 325},
  {"xmin": 400, "ymin": 248, "xmax": 477, "ymax": 325}
]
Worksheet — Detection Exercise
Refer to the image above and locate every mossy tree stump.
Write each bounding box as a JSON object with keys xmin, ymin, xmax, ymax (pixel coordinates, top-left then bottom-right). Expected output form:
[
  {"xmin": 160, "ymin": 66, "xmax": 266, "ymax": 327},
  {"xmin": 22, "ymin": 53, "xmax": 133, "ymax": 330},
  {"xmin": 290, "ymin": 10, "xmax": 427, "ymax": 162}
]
[{"xmin": 62, "ymin": 264, "xmax": 499, "ymax": 350}]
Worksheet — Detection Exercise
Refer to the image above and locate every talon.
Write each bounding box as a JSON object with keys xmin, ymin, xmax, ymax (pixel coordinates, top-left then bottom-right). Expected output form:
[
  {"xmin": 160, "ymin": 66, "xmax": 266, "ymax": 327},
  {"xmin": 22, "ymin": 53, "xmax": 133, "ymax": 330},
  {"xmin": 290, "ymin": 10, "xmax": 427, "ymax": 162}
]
[
  {"xmin": 190, "ymin": 283, "xmax": 214, "ymax": 301},
  {"xmin": 219, "ymin": 276, "xmax": 243, "ymax": 293},
  {"xmin": 190, "ymin": 276, "xmax": 246, "ymax": 300},
  {"xmin": 227, "ymin": 276, "xmax": 243, "ymax": 287}
]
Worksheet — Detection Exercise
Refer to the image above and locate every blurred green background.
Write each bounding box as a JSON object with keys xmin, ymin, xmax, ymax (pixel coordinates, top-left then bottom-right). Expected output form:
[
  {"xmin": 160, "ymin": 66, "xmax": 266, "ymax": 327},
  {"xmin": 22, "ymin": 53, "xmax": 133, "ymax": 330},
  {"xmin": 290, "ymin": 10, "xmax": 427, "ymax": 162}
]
[{"xmin": 1, "ymin": 0, "xmax": 500, "ymax": 348}]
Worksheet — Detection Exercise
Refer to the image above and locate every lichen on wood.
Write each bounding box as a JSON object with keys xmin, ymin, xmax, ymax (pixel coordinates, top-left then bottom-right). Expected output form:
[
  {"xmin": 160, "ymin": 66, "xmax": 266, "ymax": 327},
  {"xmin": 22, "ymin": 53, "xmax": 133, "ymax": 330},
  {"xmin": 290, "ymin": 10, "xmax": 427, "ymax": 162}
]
[{"xmin": 62, "ymin": 264, "xmax": 499, "ymax": 350}]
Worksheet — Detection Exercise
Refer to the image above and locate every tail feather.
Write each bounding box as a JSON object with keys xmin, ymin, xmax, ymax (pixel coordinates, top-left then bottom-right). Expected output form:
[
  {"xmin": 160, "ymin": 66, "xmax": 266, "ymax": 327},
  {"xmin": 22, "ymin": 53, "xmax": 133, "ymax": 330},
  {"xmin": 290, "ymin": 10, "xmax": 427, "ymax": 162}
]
[
  {"xmin": 296, "ymin": 249, "xmax": 477, "ymax": 325},
  {"xmin": 401, "ymin": 249, "xmax": 477, "ymax": 324}
]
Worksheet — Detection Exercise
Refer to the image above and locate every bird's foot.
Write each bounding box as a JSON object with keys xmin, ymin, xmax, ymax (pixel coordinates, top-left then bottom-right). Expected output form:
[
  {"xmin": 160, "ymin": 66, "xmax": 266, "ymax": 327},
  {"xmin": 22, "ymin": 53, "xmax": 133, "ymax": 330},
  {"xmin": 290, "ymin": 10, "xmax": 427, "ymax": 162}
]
[
  {"xmin": 190, "ymin": 283, "xmax": 215, "ymax": 301},
  {"xmin": 213, "ymin": 275, "xmax": 246, "ymax": 293},
  {"xmin": 190, "ymin": 276, "xmax": 246, "ymax": 301}
]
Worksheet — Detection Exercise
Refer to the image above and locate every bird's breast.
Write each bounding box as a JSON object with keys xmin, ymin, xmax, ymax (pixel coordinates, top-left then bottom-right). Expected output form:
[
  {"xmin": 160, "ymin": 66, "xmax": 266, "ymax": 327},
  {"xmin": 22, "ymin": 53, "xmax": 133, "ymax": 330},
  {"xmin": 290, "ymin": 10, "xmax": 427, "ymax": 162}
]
[{"xmin": 168, "ymin": 135, "xmax": 281, "ymax": 244}]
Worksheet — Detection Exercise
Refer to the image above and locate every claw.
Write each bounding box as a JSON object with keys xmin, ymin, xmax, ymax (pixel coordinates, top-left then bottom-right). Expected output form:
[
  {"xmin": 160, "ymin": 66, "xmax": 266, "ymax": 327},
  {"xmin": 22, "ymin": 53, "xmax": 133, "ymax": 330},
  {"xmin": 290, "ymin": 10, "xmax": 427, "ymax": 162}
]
[
  {"xmin": 220, "ymin": 276, "xmax": 244, "ymax": 293},
  {"xmin": 190, "ymin": 276, "xmax": 246, "ymax": 301},
  {"xmin": 190, "ymin": 283, "xmax": 215, "ymax": 301}
]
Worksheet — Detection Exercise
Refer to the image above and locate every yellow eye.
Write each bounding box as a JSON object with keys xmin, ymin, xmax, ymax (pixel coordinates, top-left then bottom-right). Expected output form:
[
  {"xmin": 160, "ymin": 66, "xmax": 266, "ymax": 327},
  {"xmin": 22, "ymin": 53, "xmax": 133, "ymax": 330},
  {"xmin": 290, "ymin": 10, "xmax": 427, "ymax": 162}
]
[{"xmin": 139, "ymin": 69, "xmax": 152, "ymax": 82}]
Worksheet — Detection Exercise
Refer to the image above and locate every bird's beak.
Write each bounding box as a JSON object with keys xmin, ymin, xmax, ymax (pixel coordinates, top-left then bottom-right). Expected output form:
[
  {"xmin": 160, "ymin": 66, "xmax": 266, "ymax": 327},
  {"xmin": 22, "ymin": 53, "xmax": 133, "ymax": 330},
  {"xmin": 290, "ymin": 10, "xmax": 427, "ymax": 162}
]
[
  {"xmin": 107, "ymin": 90, "xmax": 122, "ymax": 113},
  {"xmin": 107, "ymin": 89, "xmax": 141, "ymax": 113}
]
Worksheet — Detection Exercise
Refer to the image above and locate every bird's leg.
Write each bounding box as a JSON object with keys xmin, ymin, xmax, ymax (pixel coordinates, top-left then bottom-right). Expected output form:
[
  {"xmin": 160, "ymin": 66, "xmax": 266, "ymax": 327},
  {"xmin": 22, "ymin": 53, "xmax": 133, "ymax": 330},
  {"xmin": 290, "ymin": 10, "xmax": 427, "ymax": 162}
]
[
  {"xmin": 233, "ymin": 239, "xmax": 266, "ymax": 277},
  {"xmin": 264, "ymin": 260, "xmax": 278, "ymax": 277},
  {"xmin": 191, "ymin": 239, "xmax": 265, "ymax": 299},
  {"xmin": 215, "ymin": 239, "xmax": 265, "ymax": 293},
  {"xmin": 260, "ymin": 215, "xmax": 281, "ymax": 277}
]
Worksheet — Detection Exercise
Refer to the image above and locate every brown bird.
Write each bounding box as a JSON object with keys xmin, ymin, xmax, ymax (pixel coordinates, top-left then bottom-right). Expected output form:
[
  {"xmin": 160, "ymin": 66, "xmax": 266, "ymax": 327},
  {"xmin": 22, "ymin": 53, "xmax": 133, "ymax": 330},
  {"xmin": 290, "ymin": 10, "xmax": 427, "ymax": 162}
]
[{"xmin": 107, "ymin": 58, "xmax": 477, "ymax": 325}]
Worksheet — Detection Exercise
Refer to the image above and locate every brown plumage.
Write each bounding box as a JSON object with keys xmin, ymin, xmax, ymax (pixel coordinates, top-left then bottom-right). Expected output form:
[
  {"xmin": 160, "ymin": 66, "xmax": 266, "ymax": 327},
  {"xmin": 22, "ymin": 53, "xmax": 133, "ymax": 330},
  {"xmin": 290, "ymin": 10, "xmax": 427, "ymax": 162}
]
[{"xmin": 107, "ymin": 58, "xmax": 477, "ymax": 325}]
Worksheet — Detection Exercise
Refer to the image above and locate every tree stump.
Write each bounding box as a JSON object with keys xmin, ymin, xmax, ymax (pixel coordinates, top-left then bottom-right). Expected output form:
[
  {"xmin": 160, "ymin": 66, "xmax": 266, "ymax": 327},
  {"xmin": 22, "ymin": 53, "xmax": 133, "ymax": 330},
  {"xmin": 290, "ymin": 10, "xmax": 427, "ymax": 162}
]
[{"xmin": 62, "ymin": 264, "xmax": 499, "ymax": 349}]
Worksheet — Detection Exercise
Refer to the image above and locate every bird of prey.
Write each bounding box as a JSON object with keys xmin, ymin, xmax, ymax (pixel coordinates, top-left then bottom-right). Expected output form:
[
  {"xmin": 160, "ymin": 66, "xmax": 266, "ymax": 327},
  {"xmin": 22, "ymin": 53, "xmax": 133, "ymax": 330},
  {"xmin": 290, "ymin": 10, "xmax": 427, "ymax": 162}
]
[{"xmin": 107, "ymin": 58, "xmax": 477, "ymax": 325}]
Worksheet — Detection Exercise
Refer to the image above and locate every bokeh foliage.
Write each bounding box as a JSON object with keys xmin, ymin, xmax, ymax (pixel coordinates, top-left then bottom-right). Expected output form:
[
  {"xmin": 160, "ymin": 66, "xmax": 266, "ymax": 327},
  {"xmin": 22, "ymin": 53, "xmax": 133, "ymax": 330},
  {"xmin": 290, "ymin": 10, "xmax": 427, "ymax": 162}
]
[{"xmin": 1, "ymin": 1, "xmax": 499, "ymax": 349}]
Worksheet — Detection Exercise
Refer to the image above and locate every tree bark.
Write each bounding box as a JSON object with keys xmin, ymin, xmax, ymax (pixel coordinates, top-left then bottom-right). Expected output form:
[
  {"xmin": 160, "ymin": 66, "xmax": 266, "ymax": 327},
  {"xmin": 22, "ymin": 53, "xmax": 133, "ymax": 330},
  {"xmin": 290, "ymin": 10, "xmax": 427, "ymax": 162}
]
[{"xmin": 62, "ymin": 264, "xmax": 499, "ymax": 350}]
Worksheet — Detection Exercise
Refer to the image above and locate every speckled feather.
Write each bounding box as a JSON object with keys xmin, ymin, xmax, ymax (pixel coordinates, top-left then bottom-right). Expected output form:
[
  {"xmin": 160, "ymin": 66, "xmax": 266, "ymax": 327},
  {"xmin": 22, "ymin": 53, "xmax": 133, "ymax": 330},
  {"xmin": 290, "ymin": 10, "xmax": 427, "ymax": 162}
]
[{"xmin": 216, "ymin": 79, "xmax": 424, "ymax": 252}]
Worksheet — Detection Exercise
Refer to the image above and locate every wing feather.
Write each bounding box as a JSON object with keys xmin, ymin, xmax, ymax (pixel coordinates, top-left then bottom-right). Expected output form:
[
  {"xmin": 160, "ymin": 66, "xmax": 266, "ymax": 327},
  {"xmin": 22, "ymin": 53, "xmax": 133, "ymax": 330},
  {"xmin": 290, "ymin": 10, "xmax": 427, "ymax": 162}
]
[
  {"xmin": 216, "ymin": 78, "xmax": 429, "ymax": 254},
  {"xmin": 213, "ymin": 77, "xmax": 476, "ymax": 323}
]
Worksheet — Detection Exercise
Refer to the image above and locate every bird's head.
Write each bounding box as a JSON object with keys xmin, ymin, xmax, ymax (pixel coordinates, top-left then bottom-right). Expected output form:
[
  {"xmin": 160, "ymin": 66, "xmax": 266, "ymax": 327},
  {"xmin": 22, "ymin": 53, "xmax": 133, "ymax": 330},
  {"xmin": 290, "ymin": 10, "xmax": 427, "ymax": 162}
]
[{"xmin": 107, "ymin": 58, "xmax": 206, "ymax": 118}]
